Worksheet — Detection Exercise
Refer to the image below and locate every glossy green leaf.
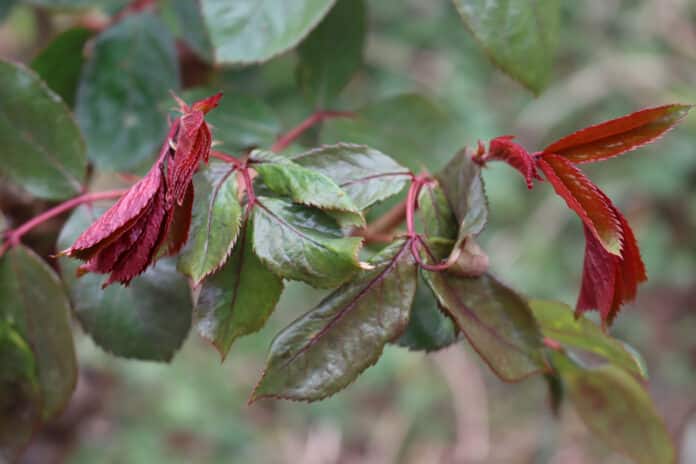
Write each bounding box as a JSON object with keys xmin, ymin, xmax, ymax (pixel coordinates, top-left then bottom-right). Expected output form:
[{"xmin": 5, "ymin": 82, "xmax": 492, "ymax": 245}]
[
  {"xmin": 418, "ymin": 181, "xmax": 458, "ymax": 241},
  {"xmin": 553, "ymin": 353, "xmax": 675, "ymax": 464},
  {"xmin": 178, "ymin": 163, "xmax": 242, "ymax": 284},
  {"xmin": 31, "ymin": 27, "xmax": 92, "ymax": 106},
  {"xmin": 201, "ymin": 0, "xmax": 336, "ymax": 65},
  {"xmin": 320, "ymin": 94, "xmax": 459, "ymax": 170},
  {"xmin": 75, "ymin": 13, "xmax": 180, "ymax": 171},
  {"xmin": 423, "ymin": 272, "xmax": 544, "ymax": 381},
  {"xmin": 0, "ymin": 245, "xmax": 77, "ymax": 418},
  {"xmin": 530, "ymin": 299, "xmax": 647, "ymax": 378},
  {"xmin": 160, "ymin": 0, "xmax": 213, "ymax": 61},
  {"xmin": 59, "ymin": 207, "xmax": 192, "ymax": 361},
  {"xmin": 452, "ymin": 0, "xmax": 560, "ymax": 93},
  {"xmin": 252, "ymin": 196, "xmax": 362, "ymax": 288},
  {"xmin": 196, "ymin": 216, "xmax": 284, "ymax": 359},
  {"xmin": 397, "ymin": 275, "xmax": 458, "ymax": 352},
  {"xmin": 252, "ymin": 150, "xmax": 360, "ymax": 215},
  {"xmin": 0, "ymin": 59, "xmax": 86, "ymax": 200},
  {"xmin": 293, "ymin": 144, "xmax": 411, "ymax": 210},
  {"xmin": 437, "ymin": 149, "xmax": 488, "ymax": 250},
  {"xmin": 183, "ymin": 88, "xmax": 281, "ymax": 152},
  {"xmin": 252, "ymin": 239, "xmax": 416, "ymax": 402},
  {"xmin": 296, "ymin": 0, "xmax": 366, "ymax": 106}
]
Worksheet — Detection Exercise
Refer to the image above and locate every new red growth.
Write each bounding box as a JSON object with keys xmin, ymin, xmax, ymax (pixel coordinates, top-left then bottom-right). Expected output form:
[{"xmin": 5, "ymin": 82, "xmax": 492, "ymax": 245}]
[
  {"xmin": 476, "ymin": 104, "xmax": 691, "ymax": 327},
  {"xmin": 60, "ymin": 93, "xmax": 223, "ymax": 286}
]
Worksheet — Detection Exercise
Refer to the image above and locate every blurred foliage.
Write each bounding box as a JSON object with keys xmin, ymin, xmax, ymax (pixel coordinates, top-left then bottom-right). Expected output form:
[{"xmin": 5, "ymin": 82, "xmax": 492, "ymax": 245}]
[{"xmin": 0, "ymin": 0, "xmax": 695, "ymax": 463}]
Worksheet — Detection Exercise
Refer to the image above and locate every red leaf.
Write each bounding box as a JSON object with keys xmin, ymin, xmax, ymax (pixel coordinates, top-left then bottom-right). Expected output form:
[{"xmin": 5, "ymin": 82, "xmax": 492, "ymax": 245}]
[
  {"xmin": 481, "ymin": 136, "xmax": 541, "ymax": 189},
  {"xmin": 537, "ymin": 154, "xmax": 622, "ymax": 256},
  {"xmin": 543, "ymin": 104, "xmax": 692, "ymax": 164}
]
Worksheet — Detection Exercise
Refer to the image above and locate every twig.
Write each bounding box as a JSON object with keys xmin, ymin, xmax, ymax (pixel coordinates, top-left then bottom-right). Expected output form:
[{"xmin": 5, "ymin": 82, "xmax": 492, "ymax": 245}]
[{"xmin": 270, "ymin": 111, "xmax": 354, "ymax": 153}]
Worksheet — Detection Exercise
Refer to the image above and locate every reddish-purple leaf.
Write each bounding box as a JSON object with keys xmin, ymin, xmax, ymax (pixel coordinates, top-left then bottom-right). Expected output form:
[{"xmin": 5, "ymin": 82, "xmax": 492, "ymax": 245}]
[
  {"xmin": 543, "ymin": 104, "xmax": 692, "ymax": 164},
  {"xmin": 480, "ymin": 136, "xmax": 541, "ymax": 189},
  {"xmin": 537, "ymin": 153, "xmax": 622, "ymax": 256}
]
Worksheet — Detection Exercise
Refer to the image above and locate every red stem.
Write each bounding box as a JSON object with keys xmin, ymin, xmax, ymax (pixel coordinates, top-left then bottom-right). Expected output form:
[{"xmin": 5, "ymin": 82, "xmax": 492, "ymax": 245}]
[
  {"xmin": 270, "ymin": 111, "xmax": 354, "ymax": 153},
  {"xmin": 211, "ymin": 151, "xmax": 242, "ymax": 166},
  {"xmin": 1, "ymin": 189, "xmax": 128, "ymax": 255}
]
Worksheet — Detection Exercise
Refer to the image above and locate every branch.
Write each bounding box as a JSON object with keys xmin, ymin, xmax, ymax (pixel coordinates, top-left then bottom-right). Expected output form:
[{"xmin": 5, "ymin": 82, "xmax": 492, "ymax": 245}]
[{"xmin": 271, "ymin": 111, "xmax": 354, "ymax": 153}]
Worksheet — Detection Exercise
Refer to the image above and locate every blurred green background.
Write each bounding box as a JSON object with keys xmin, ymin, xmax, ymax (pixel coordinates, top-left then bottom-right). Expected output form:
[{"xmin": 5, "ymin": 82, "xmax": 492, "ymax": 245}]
[{"xmin": 1, "ymin": 1, "xmax": 695, "ymax": 463}]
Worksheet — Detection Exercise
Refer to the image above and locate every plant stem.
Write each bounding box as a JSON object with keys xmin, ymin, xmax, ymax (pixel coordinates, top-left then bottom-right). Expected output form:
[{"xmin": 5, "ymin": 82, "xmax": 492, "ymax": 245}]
[
  {"xmin": 270, "ymin": 110, "xmax": 354, "ymax": 153},
  {"xmin": 0, "ymin": 189, "xmax": 128, "ymax": 255}
]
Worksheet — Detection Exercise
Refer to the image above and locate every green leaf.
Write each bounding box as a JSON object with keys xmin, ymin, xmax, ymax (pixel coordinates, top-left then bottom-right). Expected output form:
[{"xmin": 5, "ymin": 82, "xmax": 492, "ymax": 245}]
[
  {"xmin": 436, "ymin": 149, "xmax": 488, "ymax": 250},
  {"xmin": 452, "ymin": 0, "xmax": 560, "ymax": 93},
  {"xmin": 252, "ymin": 150, "xmax": 361, "ymax": 215},
  {"xmin": 423, "ymin": 271, "xmax": 544, "ymax": 381},
  {"xmin": 553, "ymin": 353, "xmax": 675, "ymax": 464},
  {"xmin": 396, "ymin": 275, "xmax": 458, "ymax": 352},
  {"xmin": 178, "ymin": 163, "xmax": 242, "ymax": 284},
  {"xmin": 201, "ymin": 0, "xmax": 336, "ymax": 65},
  {"xmin": 296, "ymin": 0, "xmax": 366, "ymax": 106},
  {"xmin": 160, "ymin": 0, "xmax": 213, "ymax": 61},
  {"xmin": 417, "ymin": 181, "xmax": 458, "ymax": 241},
  {"xmin": 320, "ymin": 94, "xmax": 459, "ymax": 170},
  {"xmin": 182, "ymin": 88, "xmax": 281, "ymax": 152},
  {"xmin": 0, "ymin": 59, "xmax": 86, "ymax": 200},
  {"xmin": 58, "ymin": 207, "xmax": 192, "ymax": 361},
  {"xmin": 195, "ymin": 215, "xmax": 284, "ymax": 359},
  {"xmin": 530, "ymin": 299, "xmax": 647, "ymax": 379},
  {"xmin": 75, "ymin": 12, "xmax": 180, "ymax": 171},
  {"xmin": 293, "ymin": 143, "xmax": 411, "ymax": 210},
  {"xmin": 0, "ymin": 246, "xmax": 77, "ymax": 419},
  {"xmin": 25, "ymin": 0, "xmax": 129, "ymax": 11},
  {"xmin": 0, "ymin": 322, "xmax": 41, "ymax": 461},
  {"xmin": 252, "ymin": 196, "xmax": 362, "ymax": 288},
  {"xmin": 31, "ymin": 27, "xmax": 92, "ymax": 107},
  {"xmin": 252, "ymin": 239, "xmax": 416, "ymax": 402},
  {"xmin": 0, "ymin": 0, "xmax": 17, "ymax": 22}
]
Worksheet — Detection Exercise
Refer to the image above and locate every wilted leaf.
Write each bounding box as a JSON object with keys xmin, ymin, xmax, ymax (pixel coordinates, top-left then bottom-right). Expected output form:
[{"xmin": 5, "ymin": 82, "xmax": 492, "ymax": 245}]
[
  {"xmin": 553, "ymin": 353, "xmax": 675, "ymax": 464},
  {"xmin": 436, "ymin": 149, "xmax": 488, "ymax": 250},
  {"xmin": 0, "ymin": 59, "xmax": 86, "ymax": 200},
  {"xmin": 59, "ymin": 207, "xmax": 192, "ymax": 361},
  {"xmin": 179, "ymin": 163, "xmax": 242, "ymax": 284},
  {"xmin": 423, "ymin": 272, "xmax": 544, "ymax": 381},
  {"xmin": 201, "ymin": 0, "xmax": 336, "ymax": 65},
  {"xmin": 31, "ymin": 27, "xmax": 92, "ymax": 107},
  {"xmin": 252, "ymin": 196, "xmax": 362, "ymax": 288},
  {"xmin": 530, "ymin": 300, "xmax": 646, "ymax": 378},
  {"xmin": 320, "ymin": 94, "xmax": 459, "ymax": 170},
  {"xmin": 452, "ymin": 0, "xmax": 560, "ymax": 93},
  {"xmin": 297, "ymin": 0, "xmax": 366, "ymax": 106},
  {"xmin": 252, "ymin": 150, "xmax": 361, "ymax": 214},
  {"xmin": 396, "ymin": 275, "xmax": 458, "ymax": 352},
  {"xmin": 293, "ymin": 144, "xmax": 411, "ymax": 210},
  {"xmin": 196, "ymin": 216, "xmax": 284, "ymax": 359},
  {"xmin": 0, "ymin": 246, "xmax": 77, "ymax": 418},
  {"xmin": 76, "ymin": 13, "xmax": 180, "ymax": 171},
  {"xmin": 543, "ymin": 104, "xmax": 693, "ymax": 164},
  {"xmin": 252, "ymin": 239, "xmax": 416, "ymax": 402}
]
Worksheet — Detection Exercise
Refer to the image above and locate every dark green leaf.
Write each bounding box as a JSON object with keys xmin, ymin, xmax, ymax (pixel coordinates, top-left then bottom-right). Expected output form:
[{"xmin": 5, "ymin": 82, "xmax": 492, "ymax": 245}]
[
  {"xmin": 296, "ymin": 0, "xmax": 366, "ymax": 106},
  {"xmin": 252, "ymin": 239, "xmax": 416, "ymax": 402},
  {"xmin": 160, "ymin": 0, "xmax": 213, "ymax": 61},
  {"xmin": 196, "ymin": 215, "xmax": 284, "ymax": 359},
  {"xmin": 0, "ymin": 245, "xmax": 77, "ymax": 418},
  {"xmin": 178, "ymin": 163, "xmax": 242, "ymax": 284},
  {"xmin": 25, "ymin": 0, "xmax": 129, "ymax": 11},
  {"xmin": 423, "ymin": 272, "xmax": 544, "ymax": 381},
  {"xmin": 417, "ymin": 181, "xmax": 458, "ymax": 241},
  {"xmin": 553, "ymin": 353, "xmax": 675, "ymax": 464},
  {"xmin": 320, "ymin": 94, "xmax": 459, "ymax": 170},
  {"xmin": 31, "ymin": 27, "xmax": 92, "ymax": 107},
  {"xmin": 0, "ymin": 59, "xmax": 86, "ymax": 200},
  {"xmin": 293, "ymin": 143, "xmax": 411, "ymax": 210},
  {"xmin": 252, "ymin": 196, "xmax": 362, "ymax": 288},
  {"xmin": 252, "ymin": 150, "xmax": 360, "ymax": 215},
  {"xmin": 436, "ymin": 149, "xmax": 488, "ymax": 250},
  {"xmin": 201, "ymin": 0, "xmax": 336, "ymax": 65},
  {"xmin": 530, "ymin": 299, "xmax": 647, "ymax": 379},
  {"xmin": 58, "ymin": 207, "xmax": 192, "ymax": 361},
  {"xmin": 396, "ymin": 275, "xmax": 458, "ymax": 352},
  {"xmin": 75, "ymin": 12, "xmax": 180, "ymax": 171},
  {"xmin": 0, "ymin": 0, "xmax": 16, "ymax": 22},
  {"xmin": 545, "ymin": 371, "xmax": 564, "ymax": 417},
  {"xmin": 452, "ymin": 0, "xmax": 560, "ymax": 93},
  {"xmin": 183, "ymin": 88, "xmax": 281, "ymax": 152}
]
